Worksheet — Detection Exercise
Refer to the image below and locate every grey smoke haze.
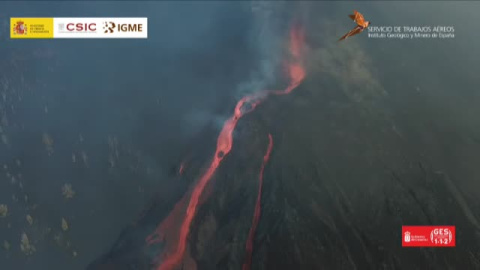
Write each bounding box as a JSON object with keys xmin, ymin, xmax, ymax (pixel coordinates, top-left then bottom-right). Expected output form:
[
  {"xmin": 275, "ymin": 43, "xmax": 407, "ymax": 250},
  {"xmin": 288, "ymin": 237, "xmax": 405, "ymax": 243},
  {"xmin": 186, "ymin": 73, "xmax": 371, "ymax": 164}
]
[{"xmin": 0, "ymin": 1, "xmax": 294, "ymax": 269}]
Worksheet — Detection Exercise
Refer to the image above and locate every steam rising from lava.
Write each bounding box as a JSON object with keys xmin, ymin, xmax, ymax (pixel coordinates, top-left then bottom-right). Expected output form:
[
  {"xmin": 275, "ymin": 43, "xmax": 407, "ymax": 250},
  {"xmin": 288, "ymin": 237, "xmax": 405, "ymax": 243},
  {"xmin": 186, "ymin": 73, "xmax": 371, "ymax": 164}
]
[{"xmin": 146, "ymin": 24, "xmax": 306, "ymax": 270}]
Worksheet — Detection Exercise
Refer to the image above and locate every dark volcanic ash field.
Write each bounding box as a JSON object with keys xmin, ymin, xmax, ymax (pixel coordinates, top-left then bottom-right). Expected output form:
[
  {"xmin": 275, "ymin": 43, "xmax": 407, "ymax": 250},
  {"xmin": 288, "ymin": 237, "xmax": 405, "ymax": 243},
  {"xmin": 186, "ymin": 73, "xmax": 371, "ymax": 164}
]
[{"xmin": 1, "ymin": 2, "xmax": 480, "ymax": 270}]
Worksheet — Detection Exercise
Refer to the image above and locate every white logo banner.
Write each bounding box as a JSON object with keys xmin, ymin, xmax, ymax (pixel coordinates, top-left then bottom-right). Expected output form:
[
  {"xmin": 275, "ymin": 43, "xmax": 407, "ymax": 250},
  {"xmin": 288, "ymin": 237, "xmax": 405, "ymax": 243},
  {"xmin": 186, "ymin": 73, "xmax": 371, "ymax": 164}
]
[{"xmin": 53, "ymin": 17, "xmax": 148, "ymax": 39}]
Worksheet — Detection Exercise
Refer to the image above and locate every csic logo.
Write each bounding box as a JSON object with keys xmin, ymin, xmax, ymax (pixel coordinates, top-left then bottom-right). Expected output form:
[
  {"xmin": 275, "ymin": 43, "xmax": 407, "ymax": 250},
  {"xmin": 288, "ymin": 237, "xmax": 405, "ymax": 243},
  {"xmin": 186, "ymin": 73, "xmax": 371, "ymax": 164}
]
[
  {"xmin": 13, "ymin": 21, "xmax": 27, "ymax": 35},
  {"xmin": 58, "ymin": 22, "xmax": 96, "ymax": 33},
  {"xmin": 103, "ymin": 21, "xmax": 144, "ymax": 34}
]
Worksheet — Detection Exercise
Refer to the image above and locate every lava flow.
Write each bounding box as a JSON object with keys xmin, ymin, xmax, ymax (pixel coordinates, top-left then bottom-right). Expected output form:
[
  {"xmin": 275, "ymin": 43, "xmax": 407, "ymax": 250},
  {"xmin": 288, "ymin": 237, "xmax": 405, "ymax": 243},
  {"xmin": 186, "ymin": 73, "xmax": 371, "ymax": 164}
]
[
  {"xmin": 242, "ymin": 134, "xmax": 273, "ymax": 270},
  {"xmin": 146, "ymin": 24, "xmax": 306, "ymax": 270}
]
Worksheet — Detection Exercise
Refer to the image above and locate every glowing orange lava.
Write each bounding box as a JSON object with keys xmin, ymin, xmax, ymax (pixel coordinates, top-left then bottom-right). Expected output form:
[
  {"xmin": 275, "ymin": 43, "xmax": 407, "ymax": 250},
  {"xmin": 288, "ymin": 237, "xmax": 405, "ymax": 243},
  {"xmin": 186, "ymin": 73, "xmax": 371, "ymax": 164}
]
[
  {"xmin": 242, "ymin": 134, "xmax": 273, "ymax": 270},
  {"xmin": 147, "ymin": 24, "xmax": 306, "ymax": 270}
]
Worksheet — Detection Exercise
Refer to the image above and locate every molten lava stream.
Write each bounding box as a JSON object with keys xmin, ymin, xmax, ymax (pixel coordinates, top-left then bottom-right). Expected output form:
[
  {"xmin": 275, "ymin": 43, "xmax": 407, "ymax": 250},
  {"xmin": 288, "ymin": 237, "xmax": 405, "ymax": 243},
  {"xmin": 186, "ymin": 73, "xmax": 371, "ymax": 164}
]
[
  {"xmin": 242, "ymin": 134, "xmax": 273, "ymax": 270},
  {"xmin": 147, "ymin": 24, "xmax": 306, "ymax": 270}
]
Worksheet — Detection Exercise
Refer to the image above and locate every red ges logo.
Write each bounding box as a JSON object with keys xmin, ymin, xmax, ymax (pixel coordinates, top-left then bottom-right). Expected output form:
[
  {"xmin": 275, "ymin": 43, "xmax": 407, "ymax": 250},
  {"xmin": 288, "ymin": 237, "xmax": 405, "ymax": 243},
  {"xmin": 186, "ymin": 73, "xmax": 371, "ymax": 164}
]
[
  {"xmin": 433, "ymin": 228, "xmax": 450, "ymax": 235},
  {"xmin": 66, "ymin": 23, "xmax": 96, "ymax": 32}
]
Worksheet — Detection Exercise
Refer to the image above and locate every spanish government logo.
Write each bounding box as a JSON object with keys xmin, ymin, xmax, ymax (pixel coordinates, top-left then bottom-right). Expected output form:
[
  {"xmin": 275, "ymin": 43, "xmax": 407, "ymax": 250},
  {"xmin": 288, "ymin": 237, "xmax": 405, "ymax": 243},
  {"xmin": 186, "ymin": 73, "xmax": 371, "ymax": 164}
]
[
  {"xmin": 10, "ymin": 18, "xmax": 54, "ymax": 39},
  {"xmin": 13, "ymin": 20, "xmax": 27, "ymax": 35}
]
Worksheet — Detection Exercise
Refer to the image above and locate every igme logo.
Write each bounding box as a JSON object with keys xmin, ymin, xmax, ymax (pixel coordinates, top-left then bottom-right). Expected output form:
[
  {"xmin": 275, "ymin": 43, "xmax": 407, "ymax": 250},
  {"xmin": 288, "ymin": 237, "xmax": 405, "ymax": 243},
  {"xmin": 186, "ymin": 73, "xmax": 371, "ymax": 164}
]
[
  {"xmin": 103, "ymin": 21, "xmax": 115, "ymax": 33},
  {"xmin": 103, "ymin": 21, "xmax": 144, "ymax": 34},
  {"xmin": 118, "ymin": 23, "xmax": 143, "ymax": 32}
]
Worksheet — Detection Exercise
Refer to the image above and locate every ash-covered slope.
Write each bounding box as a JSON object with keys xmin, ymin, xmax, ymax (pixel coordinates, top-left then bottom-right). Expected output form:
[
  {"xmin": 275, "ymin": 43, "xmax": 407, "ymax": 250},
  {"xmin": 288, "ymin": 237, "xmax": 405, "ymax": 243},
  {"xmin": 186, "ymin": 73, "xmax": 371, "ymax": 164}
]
[
  {"xmin": 89, "ymin": 74, "xmax": 480, "ymax": 270},
  {"xmin": 88, "ymin": 3, "xmax": 480, "ymax": 269},
  {"xmin": 181, "ymin": 75, "xmax": 480, "ymax": 270}
]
